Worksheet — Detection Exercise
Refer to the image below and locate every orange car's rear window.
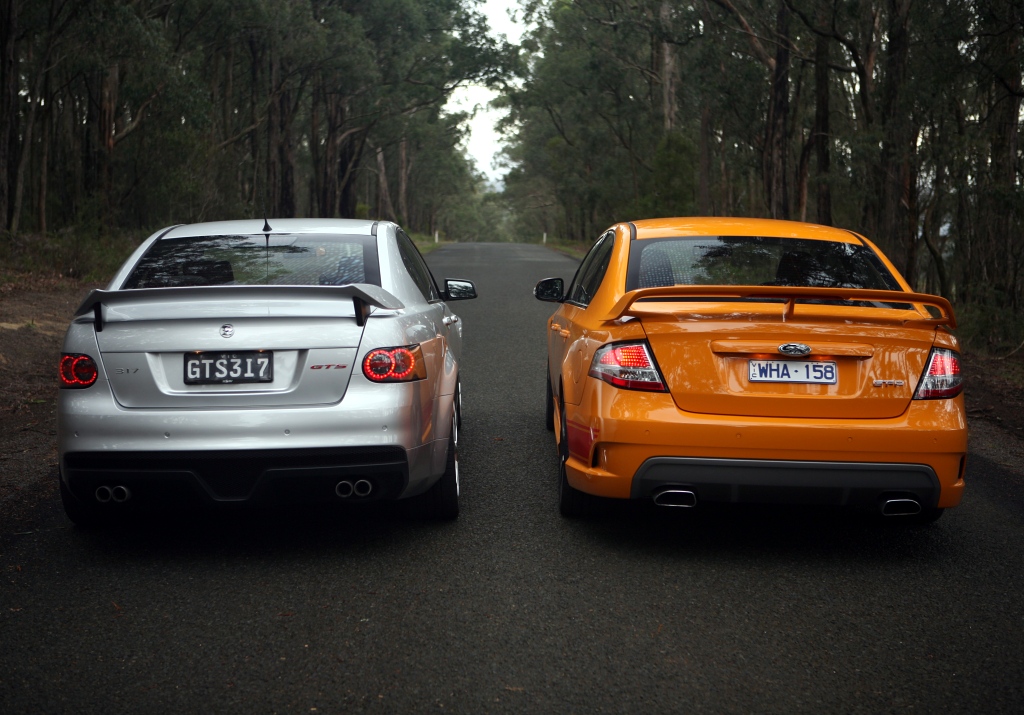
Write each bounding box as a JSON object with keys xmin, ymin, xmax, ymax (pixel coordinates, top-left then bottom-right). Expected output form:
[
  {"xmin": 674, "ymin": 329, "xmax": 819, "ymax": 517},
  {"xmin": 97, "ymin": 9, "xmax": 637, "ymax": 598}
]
[{"xmin": 625, "ymin": 236, "xmax": 902, "ymax": 293}]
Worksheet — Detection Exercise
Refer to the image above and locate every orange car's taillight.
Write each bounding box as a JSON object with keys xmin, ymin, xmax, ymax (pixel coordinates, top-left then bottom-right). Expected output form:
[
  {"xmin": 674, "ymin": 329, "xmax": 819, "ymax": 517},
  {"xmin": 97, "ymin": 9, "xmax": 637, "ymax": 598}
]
[
  {"xmin": 589, "ymin": 342, "xmax": 667, "ymax": 392},
  {"xmin": 59, "ymin": 353, "xmax": 99, "ymax": 388},
  {"xmin": 913, "ymin": 347, "xmax": 963, "ymax": 399},
  {"xmin": 362, "ymin": 345, "xmax": 427, "ymax": 382}
]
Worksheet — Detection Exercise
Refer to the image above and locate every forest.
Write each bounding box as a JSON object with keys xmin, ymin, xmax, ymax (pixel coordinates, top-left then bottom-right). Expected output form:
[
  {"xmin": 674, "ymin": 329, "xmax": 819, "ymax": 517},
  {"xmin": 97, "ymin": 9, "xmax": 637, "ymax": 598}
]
[{"xmin": 1, "ymin": 0, "xmax": 1022, "ymax": 347}]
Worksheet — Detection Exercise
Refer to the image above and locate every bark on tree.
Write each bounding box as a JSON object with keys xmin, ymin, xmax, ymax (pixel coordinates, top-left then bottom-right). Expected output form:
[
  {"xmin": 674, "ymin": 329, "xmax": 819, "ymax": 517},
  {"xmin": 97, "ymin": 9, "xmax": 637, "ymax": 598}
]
[
  {"xmin": 764, "ymin": 4, "xmax": 791, "ymax": 220},
  {"xmin": 659, "ymin": 2, "xmax": 676, "ymax": 132},
  {"xmin": 374, "ymin": 144, "xmax": 397, "ymax": 222},
  {"xmin": 877, "ymin": 0, "xmax": 914, "ymax": 274},
  {"xmin": 813, "ymin": 29, "xmax": 832, "ymax": 226},
  {"xmin": 1, "ymin": 0, "xmax": 18, "ymax": 231},
  {"xmin": 698, "ymin": 102, "xmax": 713, "ymax": 215}
]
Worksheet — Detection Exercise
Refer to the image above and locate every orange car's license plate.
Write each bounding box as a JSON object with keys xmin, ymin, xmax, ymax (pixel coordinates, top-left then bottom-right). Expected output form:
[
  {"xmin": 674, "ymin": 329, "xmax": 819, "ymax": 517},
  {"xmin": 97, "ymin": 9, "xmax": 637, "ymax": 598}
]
[{"xmin": 748, "ymin": 359, "xmax": 836, "ymax": 384}]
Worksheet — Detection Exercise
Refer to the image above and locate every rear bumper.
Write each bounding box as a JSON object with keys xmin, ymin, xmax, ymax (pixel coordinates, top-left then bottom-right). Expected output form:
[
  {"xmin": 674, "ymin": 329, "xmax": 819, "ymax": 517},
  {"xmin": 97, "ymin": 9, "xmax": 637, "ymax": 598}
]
[
  {"xmin": 57, "ymin": 377, "xmax": 454, "ymax": 503},
  {"xmin": 61, "ymin": 445, "xmax": 417, "ymax": 507},
  {"xmin": 563, "ymin": 380, "xmax": 967, "ymax": 508},
  {"xmin": 630, "ymin": 457, "xmax": 940, "ymax": 509}
]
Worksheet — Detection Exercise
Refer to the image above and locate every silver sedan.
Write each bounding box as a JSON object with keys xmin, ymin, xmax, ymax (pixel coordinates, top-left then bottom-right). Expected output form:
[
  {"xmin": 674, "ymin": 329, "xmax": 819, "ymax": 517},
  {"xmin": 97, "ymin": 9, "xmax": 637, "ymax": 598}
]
[{"xmin": 57, "ymin": 219, "xmax": 476, "ymax": 525}]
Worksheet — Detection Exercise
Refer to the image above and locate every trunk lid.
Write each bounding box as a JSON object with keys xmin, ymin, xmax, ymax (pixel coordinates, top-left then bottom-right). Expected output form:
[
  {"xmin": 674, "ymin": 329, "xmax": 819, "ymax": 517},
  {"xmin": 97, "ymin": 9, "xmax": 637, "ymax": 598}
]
[
  {"xmin": 77, "ymin": 286, "xmax": 401, "ymax": 409},
  {"xmin": 635, "ymin": 300, "xmax": 937, "ymax": 419}
]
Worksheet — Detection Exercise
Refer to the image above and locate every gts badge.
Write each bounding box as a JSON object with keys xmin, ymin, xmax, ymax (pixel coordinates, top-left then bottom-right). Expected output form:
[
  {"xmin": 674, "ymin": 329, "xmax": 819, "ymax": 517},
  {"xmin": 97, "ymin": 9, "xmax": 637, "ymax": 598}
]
[
  {"xmin": 114, "ymin": 368, "xmax": 139, "ymax": 374},
  {"xmin": 310, "ymin": 364, "xmax": 348, "ymax": 370},
  {"xmin": 873, "ymin": 379, "xmax": 905, "ymax": 387}
]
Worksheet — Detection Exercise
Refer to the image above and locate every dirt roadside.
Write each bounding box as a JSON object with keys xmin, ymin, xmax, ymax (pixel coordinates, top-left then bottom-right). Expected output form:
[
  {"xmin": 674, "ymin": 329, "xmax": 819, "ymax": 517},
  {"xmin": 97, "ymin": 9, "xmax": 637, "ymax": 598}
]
[{"xmin": 2, "ymin": 277, "xmax": 1023, "ymax": 532}]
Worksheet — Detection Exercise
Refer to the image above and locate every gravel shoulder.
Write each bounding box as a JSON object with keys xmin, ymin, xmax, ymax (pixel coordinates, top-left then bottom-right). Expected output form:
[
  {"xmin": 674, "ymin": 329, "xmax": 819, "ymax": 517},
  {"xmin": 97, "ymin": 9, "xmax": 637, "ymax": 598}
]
[
  {"xmin": 0, "ymin": 277, "xmax": 102, "ymax": 535},
  {"xmin": 2, "ymin": 276, "xmax": 1023, "ymax": 535}
]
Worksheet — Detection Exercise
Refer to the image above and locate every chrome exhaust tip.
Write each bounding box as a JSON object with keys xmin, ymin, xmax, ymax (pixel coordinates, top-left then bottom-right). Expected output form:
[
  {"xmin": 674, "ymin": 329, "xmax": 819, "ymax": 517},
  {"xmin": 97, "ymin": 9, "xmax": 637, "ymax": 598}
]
[
  {"xmin": 95, "ymin": 486, "xmax": 112, "ymax": 503},
  {"xmin": 111, "ymin": 485, "xmax": 131, "ymax": 503},
  {"xmin": 882, "ymin": 498, "xmax": 922, "ymax": 516},
  {"xmin": 653, "ymin": 489, "xmax": 697, "ymax": 508},
  {"xmin": 335, "ymin": 481, "xmax": 354, "ymax": 498},
  {"xmin": 353, "ymin": 479, "xmax": 373, "ymax": 498}
]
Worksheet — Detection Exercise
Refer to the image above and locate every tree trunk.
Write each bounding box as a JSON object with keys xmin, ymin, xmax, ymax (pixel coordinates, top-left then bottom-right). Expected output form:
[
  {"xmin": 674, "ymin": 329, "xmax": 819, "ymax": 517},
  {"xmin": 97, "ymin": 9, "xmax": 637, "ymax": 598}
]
[
  {"xmin": 659, "ymin": 2, "xmax": 676, "ymax": 132},
  {"xmin": 375, "ymin": 145, "xmax": 397, "ymax": 222},
  {"xmin": 698, "ymin": 102, "xmax": 714, "ymax": 215},
  {"xmin": 796, "ymin": 130, "xmax": 813, "ymax": 222},
  {"xmin": 10, "ymin": 39, "xmax": 52, "ymax": 234},
  {"xmin": 99, "ymin": 64, "xmax": 118, "ymax": 227},
  {"xmin": 398, "ymin": 137, "xmax": 409, "ymax": 225},
  {"xmin": 763, "ymin": 4, "xmax": 791, "ymax": 219},
  {"xmin": 981, "ymin": 0, "xmax": 1023, "ymax": 306},
  {"xmin": 0, "ymin": 0, "xmax": 16, "ymax": 231},
  {"xmin": 310, "ymin": 83, "xmax": 322, "ymax": 216},
  {"xmin": 876, "ymin": 0, "xmax": 913, "ymax": 268},
  {"xmin": 38, "ymin": 97, "xmax": 48, "ymax": 234},
  {"xmin": 266, "ymin": 54, "xmax": 280, "ymax": 216},
  {"xmin": 813, "ymin": 30, "xmax": 832, "ymax": 225},
  {"xmin": 276, "ymin": 88, "xmax": 296, "ymax": 218}
]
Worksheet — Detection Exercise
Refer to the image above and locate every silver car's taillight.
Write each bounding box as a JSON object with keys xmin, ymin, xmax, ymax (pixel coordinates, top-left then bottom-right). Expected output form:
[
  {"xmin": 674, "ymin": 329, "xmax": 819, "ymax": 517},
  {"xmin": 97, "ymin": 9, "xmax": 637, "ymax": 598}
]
[
  {"xmin": 588, "ymin": 342, "xmax": 667, "ymax": 392},
  {"xmin": 59, "ymin": 353, "xmax": 99, "ymax": 389},
  {"xmin": 362, "ymin": 345, "xmax": 427, "ymax": 382},
  {"xmin": 913, "ymin": 347, "xmax": 963, "ymax": 399}
]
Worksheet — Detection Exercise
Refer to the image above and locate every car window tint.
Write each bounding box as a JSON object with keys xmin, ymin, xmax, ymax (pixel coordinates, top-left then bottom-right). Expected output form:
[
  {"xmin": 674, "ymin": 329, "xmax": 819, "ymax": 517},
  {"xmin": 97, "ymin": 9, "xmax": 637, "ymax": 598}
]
[
  {"xmin": 626, "ymin": 236, "xmax": 902, "ymax": 293},
  {"xmin": 567, "ymin": 232, "xmax": 614, "ymax": 306},
  {"xmin": 396, "ymin": 230, "xmax": 440, "ymax": 302},
  {"xmin": 121, "ymin": 234, "xmax": 380, "ymax": 289}
]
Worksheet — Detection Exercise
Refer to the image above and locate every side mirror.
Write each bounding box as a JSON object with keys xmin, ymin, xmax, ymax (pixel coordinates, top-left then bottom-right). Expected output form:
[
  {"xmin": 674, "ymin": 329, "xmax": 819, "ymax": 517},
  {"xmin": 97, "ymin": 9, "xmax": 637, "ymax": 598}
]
[
  {"xmin": 444, "ymin": 278, "xmax": 477, "ymax": 301},
  {"xmin": 534, "ymin": 277, "xmax": 564, "ymax": 302}
]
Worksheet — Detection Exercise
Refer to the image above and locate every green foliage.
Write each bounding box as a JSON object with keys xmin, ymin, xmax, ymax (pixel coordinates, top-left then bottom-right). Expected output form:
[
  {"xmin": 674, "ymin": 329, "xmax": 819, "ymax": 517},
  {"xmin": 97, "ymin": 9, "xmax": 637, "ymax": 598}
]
[
  {"xmin": 0, "ymin": 228, "xmax": 147, "ymax": 283},
  {"xmin": 637, "ymin": 132, "xmax": 698, "ymax": 219},
  {"xmin": 1, "ymin": 0, "xmax": 517, "ymax": 243},
  {"xmin": 499, "ymin": 0, "xmax": 1024, "ymax": 322}
]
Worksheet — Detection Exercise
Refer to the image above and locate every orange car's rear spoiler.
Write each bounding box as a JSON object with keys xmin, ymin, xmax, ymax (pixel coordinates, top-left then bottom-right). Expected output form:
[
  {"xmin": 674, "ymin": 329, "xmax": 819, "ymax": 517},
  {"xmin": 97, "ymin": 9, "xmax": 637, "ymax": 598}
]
[{"xmin": 603, "ymin": 285, "xmax": 956, "ymax": 328}]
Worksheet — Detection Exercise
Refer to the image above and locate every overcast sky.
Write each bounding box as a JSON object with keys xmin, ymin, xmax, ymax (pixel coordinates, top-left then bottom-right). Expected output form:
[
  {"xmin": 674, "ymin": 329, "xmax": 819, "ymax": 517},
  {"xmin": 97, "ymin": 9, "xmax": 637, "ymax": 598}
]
[{"xmin": 443, "ymin": 0, "xmax": 526, "ymax": 187}]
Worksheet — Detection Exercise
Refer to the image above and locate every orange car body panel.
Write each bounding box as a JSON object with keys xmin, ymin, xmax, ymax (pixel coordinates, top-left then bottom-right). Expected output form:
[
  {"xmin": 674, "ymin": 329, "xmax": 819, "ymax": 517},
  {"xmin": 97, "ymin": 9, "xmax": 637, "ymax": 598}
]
[{"xmin": 547, "ymin": 218, "xmax": 967, "ymax": 509}]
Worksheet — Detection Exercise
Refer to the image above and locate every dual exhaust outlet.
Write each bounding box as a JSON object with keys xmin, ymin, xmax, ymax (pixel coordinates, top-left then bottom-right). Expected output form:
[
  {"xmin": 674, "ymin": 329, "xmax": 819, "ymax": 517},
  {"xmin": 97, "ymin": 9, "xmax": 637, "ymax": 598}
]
[
  {"xmin": 652, "ymin": 490, "xmax": 924, "ymax": 516},
  {"xmin": 335, "ymin": 479, "xmax": 373, "ymax": 499},
  {"xmin": 652, "ymin": 489, "xmax": 697, "ymax": 508},
  {"xmin": 95, "ymin": 485, "xmax": 131, "ymax": 504},
  {"xmin": 881, "ymin": 498, "xmax": 922, "ymax": 516}
]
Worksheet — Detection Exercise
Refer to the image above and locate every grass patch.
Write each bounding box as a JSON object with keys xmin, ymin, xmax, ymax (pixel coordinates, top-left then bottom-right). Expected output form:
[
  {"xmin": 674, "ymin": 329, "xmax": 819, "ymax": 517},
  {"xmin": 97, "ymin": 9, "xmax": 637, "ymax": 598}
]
[
  {"xmin": 533, "ymin": 238, "xmax": 589, "ymax": 261},
  {"xmin": 0, "ymin": 229, "xmax": 146, "ymax": 285},
  {"xmin": 954, "ymin": 302, "xmax": 1024, "ymax": 358},
  {"xmin": 408, "ymin": 232, "xmax": 453, "ymax": 255}
]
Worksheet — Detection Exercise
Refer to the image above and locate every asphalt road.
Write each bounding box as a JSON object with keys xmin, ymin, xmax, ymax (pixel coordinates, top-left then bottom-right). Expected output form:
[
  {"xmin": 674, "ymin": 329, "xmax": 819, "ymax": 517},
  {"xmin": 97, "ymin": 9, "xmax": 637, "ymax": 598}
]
[{"xmin": 2, "ymin": 243, "xmax": 1022, "ymax": 713}]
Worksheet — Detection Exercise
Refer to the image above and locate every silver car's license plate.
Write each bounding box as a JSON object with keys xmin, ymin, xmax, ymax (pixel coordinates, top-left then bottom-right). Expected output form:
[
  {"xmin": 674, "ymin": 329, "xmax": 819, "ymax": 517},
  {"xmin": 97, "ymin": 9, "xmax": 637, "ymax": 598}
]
[
  {"xmin": 184, "ymin": 351, "xmax": 273, "ymax": 384},
  {"xmin": 748, "ymin": 359, "xmax": 836, "ymax": 384}
]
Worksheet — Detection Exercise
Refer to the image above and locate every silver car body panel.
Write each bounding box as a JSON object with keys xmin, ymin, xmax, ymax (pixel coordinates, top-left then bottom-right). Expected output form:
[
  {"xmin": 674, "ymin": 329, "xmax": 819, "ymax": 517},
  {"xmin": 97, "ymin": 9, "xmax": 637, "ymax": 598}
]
[{"xmin": 58, "ymin": 219, "xmax": 462, "ymax": 500}]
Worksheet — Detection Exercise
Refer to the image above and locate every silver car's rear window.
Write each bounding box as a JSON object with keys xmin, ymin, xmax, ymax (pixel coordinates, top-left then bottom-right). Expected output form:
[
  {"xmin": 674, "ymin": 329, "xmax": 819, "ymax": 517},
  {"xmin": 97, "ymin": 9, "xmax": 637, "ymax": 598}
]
[
  {"xmin": 121, "ymin": 234, "xmax": 380, "ymax": 289},
  {"xmin": 626, "ymin": 236, "xmax": 902, "ymax": 292}
]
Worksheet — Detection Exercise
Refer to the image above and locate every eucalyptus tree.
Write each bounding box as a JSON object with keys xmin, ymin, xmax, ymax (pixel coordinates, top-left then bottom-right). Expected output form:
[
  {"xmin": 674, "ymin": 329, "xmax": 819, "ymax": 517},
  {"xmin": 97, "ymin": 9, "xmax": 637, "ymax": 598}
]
[
  {"xmin": 1, "ymin": 0, "xmax": 513, "ymax": 241},
  {"xmin": 500, "ymin": 0, "xmax": 1022, "ymax": 338}
]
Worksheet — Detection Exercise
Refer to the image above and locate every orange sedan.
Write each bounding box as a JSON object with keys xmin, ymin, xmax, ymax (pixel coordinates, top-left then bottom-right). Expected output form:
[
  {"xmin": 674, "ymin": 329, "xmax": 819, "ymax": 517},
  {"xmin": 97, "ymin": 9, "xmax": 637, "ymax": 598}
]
[{"xmin": 534, "ymin": 218, "xmax": 966, "ymax": 522}]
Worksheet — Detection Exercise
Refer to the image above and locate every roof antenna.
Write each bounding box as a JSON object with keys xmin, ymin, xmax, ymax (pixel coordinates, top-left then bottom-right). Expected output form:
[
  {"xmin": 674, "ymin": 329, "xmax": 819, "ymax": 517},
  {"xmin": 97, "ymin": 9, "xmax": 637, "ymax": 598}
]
[{"xmin": 261, "ymin": 159, "xmax": 272, "ymax": 233}]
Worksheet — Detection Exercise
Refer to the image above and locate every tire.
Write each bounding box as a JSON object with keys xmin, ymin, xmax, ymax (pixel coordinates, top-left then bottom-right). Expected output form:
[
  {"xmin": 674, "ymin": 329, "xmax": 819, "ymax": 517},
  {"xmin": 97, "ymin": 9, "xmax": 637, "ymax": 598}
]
[
  {"xmin": 419, "ymin": 411, "xmax": 460, "ymax": 520},
  {"xmin": 544, "ymin": 371, "xmax": 555, "ymax": 432},
  {"xmin": 557, "ymin": 398, "xmax": 592, "ymax": 517},
  {"xmin": 59, "ymin": 472, "xmax": 105, "ymax": 528}
]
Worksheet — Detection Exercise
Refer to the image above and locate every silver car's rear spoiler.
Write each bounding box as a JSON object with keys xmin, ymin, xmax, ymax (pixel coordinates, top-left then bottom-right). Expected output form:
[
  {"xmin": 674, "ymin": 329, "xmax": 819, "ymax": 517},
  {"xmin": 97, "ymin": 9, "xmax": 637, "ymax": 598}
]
[{"xmin": 75, "ymin": 284, "xmax": 405, "ymax": 331}]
